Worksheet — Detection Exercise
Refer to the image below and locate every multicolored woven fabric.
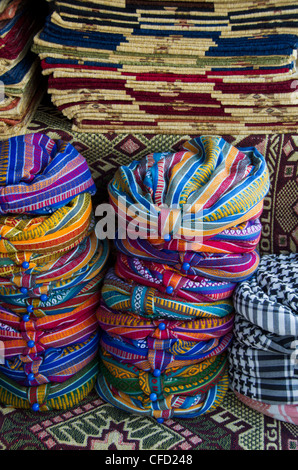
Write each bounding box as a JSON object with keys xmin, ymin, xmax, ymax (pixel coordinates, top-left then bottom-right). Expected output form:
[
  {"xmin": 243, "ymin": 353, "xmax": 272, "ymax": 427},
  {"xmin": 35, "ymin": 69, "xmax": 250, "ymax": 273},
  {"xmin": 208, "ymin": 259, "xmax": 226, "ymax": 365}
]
[
  {"xmin": 235, "ymin": 392, "xmax": 298, "ymax": 426},
  {"xmin": 100, "ymin": 330, "xmax": 233, "ymax": 373},
  {"xmin": 0, "ymin": 133, "xmax": 96, "ymax": 214},
  {"xmin": 0, "ymin": 133, "xmax": 109, "ymax": 411},
  {"xmin": 0, "ymin": 293, "xmax": 100, "ymax": 358},
  {"xmin": 116, "ymin": 253, "xmax": 237, "ymax": 302},
  {"xmin": 0, "ymin": 358, "xmax": 98, "ymax": 410},
  {"xmin": 100, "ymin": 348, "xmax": 228, "ymax": 399},
  {"xmin": 32, "ymin": 0, "xmax": 298, "ymax": 135},
  {"xmin": 96, "ymin": 368, "xmax": 229, "ymax": 420},
  {"xmin": 115, "ymin": 237, "xmax": 261, "ymax": 281},
  {"xmin": 108, "ymin": 135, "xmax": 269, "ymax": 242},
  {"xmin": 0, "ymin": 0, "xmax": 46, "ymax": 137},
  {"xmin": 97, "ymin": 301, "xmax": 234, "ymax": 342},
  {"xmin": 102, "ymin": 268, "xmax": 234, "ymax": 321},
  {"xmin": 0, "ymin": 331, "xmax": 99, "ymax": 386}
]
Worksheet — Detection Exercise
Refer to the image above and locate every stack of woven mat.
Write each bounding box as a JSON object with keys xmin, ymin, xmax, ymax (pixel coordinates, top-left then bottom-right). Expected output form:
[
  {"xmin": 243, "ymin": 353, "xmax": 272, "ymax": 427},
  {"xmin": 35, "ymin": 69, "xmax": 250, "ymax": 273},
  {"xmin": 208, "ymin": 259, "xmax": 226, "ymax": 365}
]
[
  {"xmin": 0, "ymin": 133, "xmax": 109, "ymax": 411},
  {"xmin": 95, "ymin": 135, "xmax": 270, "ymax": 421},
  {"xmin": 229, "ymin": 252, "xmax": 298, "ymax": 425},
  {"xmin": 0, "ymin": 0, "xmax": 46, "ymax": 138},
  {"xmin": 32, "ymin": 0, "xmax": 298, "ymax": 134}
]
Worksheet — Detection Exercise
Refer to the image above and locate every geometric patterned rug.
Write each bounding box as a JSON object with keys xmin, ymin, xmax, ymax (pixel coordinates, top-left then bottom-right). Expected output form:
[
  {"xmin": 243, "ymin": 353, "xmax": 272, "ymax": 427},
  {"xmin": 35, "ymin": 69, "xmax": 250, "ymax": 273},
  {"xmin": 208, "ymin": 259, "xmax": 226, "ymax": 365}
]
[
  {"xmin": 0, "ymin": 100, "xmax": 296, "ymax": 451},
  {"xmin": 1, "ymin": 389, "xmax": 298, "ymax": 451}
]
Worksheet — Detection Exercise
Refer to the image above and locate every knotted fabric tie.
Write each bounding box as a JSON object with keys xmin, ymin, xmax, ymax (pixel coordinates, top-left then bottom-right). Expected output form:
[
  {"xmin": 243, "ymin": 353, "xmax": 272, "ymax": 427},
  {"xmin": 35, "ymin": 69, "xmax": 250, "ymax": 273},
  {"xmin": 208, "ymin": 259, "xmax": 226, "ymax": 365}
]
[
  {"xmin": 102, "ymin": 269, "xmax": 234, "ymax": 321},
  {"xmin": 96, "ymin": 369, "xmax": 229, "ymax": 420},
  {"xmin": 0, "ymin": 359, "xmax": 98, "ymax": 410},
  {"xmin": 115, "ymin": 236, "xmax": 260, "ymax": 281},
  {"xmin": 0, "ymin": 331, "xmax": 99, "ymax": 386},
  {"xmin": 116, "ymin": 253, "xmax": 236, "ymax": 302}
]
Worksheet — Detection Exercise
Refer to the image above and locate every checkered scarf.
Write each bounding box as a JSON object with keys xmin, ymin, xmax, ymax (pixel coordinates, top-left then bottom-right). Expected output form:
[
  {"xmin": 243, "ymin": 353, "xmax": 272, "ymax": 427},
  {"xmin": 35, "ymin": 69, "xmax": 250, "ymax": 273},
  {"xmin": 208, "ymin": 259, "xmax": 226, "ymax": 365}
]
[{"xmin": 233, "ymin": 253, "xmax": 298, "ymax": 337}]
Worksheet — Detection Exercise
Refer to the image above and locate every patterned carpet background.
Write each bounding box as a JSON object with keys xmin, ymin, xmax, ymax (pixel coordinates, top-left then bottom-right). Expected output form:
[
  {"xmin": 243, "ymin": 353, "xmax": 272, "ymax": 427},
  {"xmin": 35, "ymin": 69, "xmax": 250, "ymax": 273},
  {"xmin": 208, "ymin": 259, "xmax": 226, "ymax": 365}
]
[{"xmin": 0, "ymin": 101, "xmax": 296, "ymax": 451}]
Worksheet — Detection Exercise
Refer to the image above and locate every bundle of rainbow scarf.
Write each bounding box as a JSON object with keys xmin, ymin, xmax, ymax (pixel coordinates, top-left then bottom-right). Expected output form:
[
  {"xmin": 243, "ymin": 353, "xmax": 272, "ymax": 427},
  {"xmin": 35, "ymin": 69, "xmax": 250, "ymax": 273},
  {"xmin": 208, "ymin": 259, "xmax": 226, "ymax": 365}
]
[
  {"xmin": 0, "ymin": 133, "xmax": 109, "ymax": 411},
  {"xmin": 95, "ymin": 135, "xmax": 270, "ymax": 421}
]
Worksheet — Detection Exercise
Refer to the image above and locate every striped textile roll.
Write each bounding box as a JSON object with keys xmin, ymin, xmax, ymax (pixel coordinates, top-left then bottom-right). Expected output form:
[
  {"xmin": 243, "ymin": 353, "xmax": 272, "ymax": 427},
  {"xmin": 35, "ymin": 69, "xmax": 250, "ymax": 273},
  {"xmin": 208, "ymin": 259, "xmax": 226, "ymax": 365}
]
[
  {"xmin": 115, "ymin": 236, "xmax": 260, "ymax": 282},
  {"xmin": 0, "ymin": 133, "xmax": 96, "ymax": 215},
  {"xmin": 116, "ymin": 253, "xmax": 236, "ymax": 302},
  {"xmin": 100, "ymin": 348, "xmax": 227, "ymax": 398},
  {"xmin": 100, "ymin": 330, "xmax": 233, "ymax": 373},
  {"xmin": 95, "ymin": 368, "xmax": 229, "ymax": 419},
  {"xmin": 0, "ymin": 230, "xmax": 100, "ymax": 277},
  {"xmin": 0, "ymin": 331, "xmax": 100, "ymax": 386},
  {"xmin": 115, "ymin": 217, "xmax": 263, "ymax": 254},
  {"xmin": 0, "ymin": 237, "xmax": 109, "ymax": 302},
  {"xmin": 108, "ymin": 136, "xmax": 269, "ymax": 241},
  {"xmin": 0, "ymin": 193, "xmax": 94, "ymax": 254},
  {"xmin": 0, "ymin": 293, "xmax": 100, "ymax": 358},
  {"xmin": 96, "ymin": 301, "xmax": 235, "ymax": 342},
  {"xmin": 0, "ymin": 272, "xmax": 104, "ymax": 317},
  {"xmin": 0, "ymin": 358, "xmax": 99, "ymax": 410},
  {"xmin": 102, "ymin": 268, "xmax": 234, "ymax": 321}
]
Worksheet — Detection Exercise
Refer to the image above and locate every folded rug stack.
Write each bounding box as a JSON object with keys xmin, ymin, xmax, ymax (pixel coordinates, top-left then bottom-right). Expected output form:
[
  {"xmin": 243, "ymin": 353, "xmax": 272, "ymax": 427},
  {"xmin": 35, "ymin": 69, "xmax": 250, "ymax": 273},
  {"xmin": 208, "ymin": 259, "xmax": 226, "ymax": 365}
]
[
  {"xmin": 0, "ymin": 133, "xmax": 109, "ymax": 411},
  {"xmin": 228, "ymin": 252, "xmax": 298, "ymax": 425},
  {"xmin": 32, "ymin": 0, "xmax": 298, "ymax": 134},
  {"xmin": 0, "ymin": 0, "xmax": 46, "ymax": 138},
  {"xmin": 95, "ymin": 135, "xmax": 270, "ymax": 421}
]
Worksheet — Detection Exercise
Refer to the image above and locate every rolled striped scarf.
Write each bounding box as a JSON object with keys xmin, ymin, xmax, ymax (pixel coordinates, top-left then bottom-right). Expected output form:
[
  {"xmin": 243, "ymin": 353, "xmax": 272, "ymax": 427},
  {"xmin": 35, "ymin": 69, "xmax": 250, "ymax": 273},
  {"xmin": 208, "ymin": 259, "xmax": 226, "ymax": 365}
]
[
  {"xmin": 0, "ymin": 133, "xmax": 96, "ymax": 215},
  {"xmin": 0, "ymin": 331, "xmax": 99, "ymax": 386},
  {"xmin": 0, "ymin": 358, "xmax": 98, "ymax": 411},
  {"xmin": 0, "ymin": 272, "xmax": 104, "ymax": 317},
  {"xmin": 100, "ymin": 331, "xmax": 233, "ymax": 373},
  {"xmin": 233, "ymin": 253, "xmax": 298, "ymax": 337},
  {"xmin": 95, "ymin": 369, "xmax": 229, "ymax": 420},
  {"xmin": 0, "ymin": 230, "xmax": 100, "ymax": 277},
  {"xmin": 100, "ymin": 348, "xmax": 227, "ymax": 399},
  {"xmin": 102, "ymin": 269, "xmax": 234, "ymax": 321},
  {"xmin": 0, "ymin": 237, "xmax": 109, "ymax": 303},
  {"xmin": 0, "ymin": 293, "xmax": 100, "ymax": 358},
  {"xmin": 0, "ymin": 193, "xmax": 93, "ymax": 254},
  {"xmin": 115, "ymin": 217, "xmax": 262, "ymax": 255},
  {"xmin": 116, "ymin": 253, "xmax": 236, "ymax": 302},
  {"xmin": 234, "ymin": 392, "xmax": 298, "ymax": 425},
  {"xmin": 96, "ymin": 301, "xmax": 234, "ymax": 342},
  {"xmin": 108, "ymin": 135, "xmax": 269, "ymax": 243},
  {"xmin": 115, "ymin": 237, "xmax": 260, "ymax": 282}
]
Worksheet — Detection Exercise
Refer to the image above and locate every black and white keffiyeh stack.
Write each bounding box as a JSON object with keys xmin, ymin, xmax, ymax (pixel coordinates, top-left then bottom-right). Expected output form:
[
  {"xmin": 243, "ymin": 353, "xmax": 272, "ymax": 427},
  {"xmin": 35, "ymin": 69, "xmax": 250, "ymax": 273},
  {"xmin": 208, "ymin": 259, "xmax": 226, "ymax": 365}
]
[{"xmin": 228, "ymin": 253, "xmax": 298, "ymax": 423}]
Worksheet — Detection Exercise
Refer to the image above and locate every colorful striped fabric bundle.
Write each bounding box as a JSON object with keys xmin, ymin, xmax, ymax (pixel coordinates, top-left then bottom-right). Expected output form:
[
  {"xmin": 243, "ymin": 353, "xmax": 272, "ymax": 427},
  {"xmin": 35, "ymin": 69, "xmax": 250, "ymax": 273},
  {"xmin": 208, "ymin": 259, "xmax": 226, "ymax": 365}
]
[
  {"xmin": 228, "ymin": 253, "xmax": 298, "ymax": 424},
  {"xmin": 0, "ymin": 133, "xmax": 110, "ymax": 411},
  {"xmin": 95, "ymin": 135, "xmax": 269, "ymax": 420},
  {"xmin": 0, "ymin": 0, "xmax": 46, "ymax": 138},
  {"xmin": 32, "ymin": 0, "xmax": 298, "ymax": 134}
]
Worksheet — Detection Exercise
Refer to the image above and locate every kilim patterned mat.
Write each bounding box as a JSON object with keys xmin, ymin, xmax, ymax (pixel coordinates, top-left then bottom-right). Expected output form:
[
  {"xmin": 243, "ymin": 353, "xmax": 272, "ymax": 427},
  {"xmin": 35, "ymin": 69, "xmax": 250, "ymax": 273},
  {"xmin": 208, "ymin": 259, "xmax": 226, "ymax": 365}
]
[
  {"xmin": 0, "ymin": 388, "xmax": 298, "ymax": 451},
  {"xmin": 0, "ymin": 101, "xmax": 296, "ymax": 451}
]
